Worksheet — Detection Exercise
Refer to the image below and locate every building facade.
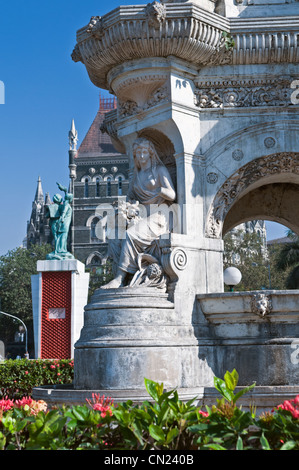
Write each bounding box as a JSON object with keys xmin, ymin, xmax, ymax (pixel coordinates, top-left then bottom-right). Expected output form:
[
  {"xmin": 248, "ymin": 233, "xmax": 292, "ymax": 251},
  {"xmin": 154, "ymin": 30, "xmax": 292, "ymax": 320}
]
[{"xmin": 71, "ymin": 95, "xmax": 129, "ymax": 271}]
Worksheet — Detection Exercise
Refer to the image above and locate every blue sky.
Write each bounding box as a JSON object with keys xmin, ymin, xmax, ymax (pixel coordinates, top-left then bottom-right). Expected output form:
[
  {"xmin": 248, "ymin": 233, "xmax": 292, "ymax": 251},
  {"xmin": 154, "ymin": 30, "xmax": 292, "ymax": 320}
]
[{"xmin": 0, "ymin": 0, "xmax": 288, "ymax": 257}]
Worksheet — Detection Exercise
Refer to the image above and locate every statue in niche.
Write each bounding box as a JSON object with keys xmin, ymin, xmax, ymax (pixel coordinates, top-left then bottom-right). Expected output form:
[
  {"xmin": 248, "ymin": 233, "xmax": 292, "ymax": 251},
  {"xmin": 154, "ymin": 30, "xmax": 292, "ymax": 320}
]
[
  {"xmin": 46, "ymin": 182, "xmax": 75, "ymax": 260},
  {"xmin": 102, "ymin": 137, "xmax": 176, "ymax": 289}
]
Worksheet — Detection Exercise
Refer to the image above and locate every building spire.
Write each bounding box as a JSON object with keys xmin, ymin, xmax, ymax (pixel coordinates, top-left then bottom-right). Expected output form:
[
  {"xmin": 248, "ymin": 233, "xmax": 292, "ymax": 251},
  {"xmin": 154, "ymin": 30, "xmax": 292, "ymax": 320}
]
[
  {"xmin": 34, "ymin": 176, "xmax": 44, "ymax": 204},
  {"xmin": 69, "ymin": 119, "xmax": 78, "ymax": 151}
]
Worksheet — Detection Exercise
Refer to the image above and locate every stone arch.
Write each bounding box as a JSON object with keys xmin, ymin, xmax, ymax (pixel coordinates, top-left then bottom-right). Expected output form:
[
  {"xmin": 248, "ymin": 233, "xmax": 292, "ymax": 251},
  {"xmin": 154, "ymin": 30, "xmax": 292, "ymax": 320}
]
[
  {"xmin": 206, "ymin": 152, "xmax": 299, "ymax": 239},
  {"xmin": 86, "ymin": 251, "xmax": 103, "ymax": 267}
]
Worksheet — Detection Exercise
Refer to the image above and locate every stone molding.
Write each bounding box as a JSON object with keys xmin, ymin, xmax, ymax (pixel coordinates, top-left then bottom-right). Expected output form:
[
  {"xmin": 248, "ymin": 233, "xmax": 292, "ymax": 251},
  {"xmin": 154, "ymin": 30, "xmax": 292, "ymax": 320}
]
[
  {"xmin": 73, "ymin": 3, "xmax": 299, "ymax": 89},
  {"xmin": 197, "ymin": 290, "xmax": 299, "ymax": 324},
  {"xmin": 73, "ymin": 3, "xmax": 229, "ymax": 89},
  {"xmin": 206, "ymin": 152, "xmax": 299, "ymax": 238},
  {"xmin": 194, "ymin": 76, "xmax": 297, "ymax": 109}
]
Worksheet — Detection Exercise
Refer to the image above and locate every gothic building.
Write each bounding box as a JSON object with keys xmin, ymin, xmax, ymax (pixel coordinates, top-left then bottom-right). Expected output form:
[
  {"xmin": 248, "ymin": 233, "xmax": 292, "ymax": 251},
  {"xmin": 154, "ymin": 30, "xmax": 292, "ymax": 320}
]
[
  {"xmin": 26, "ymin": 176, "xmax": 52, "ymax": 248},
  {"xmin": 70, "ymin": 95, "xmax": 129, "ymax": 271},
  {"xmin": 25, "ymin": 95, "xmax": 129, "ymax": 272}
]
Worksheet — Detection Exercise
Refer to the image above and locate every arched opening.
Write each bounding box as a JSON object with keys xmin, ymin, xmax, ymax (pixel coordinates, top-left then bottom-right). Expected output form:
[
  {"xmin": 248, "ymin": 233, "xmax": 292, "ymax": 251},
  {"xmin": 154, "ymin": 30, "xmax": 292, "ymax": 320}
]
[
  {"xmin": 106, "ymin": 177, "xmax": 112, "ymax": 197},
  {"xmin": 207, "ymin": 153, "xmax": 299, "ymax": 291},
  {"xmin": 90, "ymin": 217, "xmax": 100, "ymax": 241},
  {"xmin": 117, "ymin": 176, "xmax": 123, "ymax": 196},
  {"xmin": 206, "ymin": 152, "xmax": 299, "ymax": 239},
  {"xmin": 84, "ymin": 178, "xmax": 89, "ymax": 198},
  {"xmin": 96, "ymin": 178, "xmax": 100, "ymax": 197}
]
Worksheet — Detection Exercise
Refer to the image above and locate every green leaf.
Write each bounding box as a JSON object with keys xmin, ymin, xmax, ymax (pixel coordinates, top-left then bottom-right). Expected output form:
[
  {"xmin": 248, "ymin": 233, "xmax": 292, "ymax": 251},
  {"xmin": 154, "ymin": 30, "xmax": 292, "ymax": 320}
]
[
  {"xmin": 236, "ymin": 435, "xmax": 243, "ymax": 450},
  {"xmin": 224, "ymin": 369, "xmax": 239, "ymax": 391},
  {"xmin": 280, "ymin": 440, "xmax": 297, "ymax": 450},
  {"xmin": 166, "ymin": 427, "xmax": 179, "ymax": 444},
  {"xmin": 203, "ymin": 443, "xmax": 227, "ymax": 450},
  {"xmin": 214, "ymin": 376, "xmax": 234, "ymax": 402},
  {"xmin": 70, "ymin": 406, "xmax": 89, "ymax": 422},
  {"xmin": 260, "ymin": 432, "xmax": 271, "ymax": 450},
  {"xmin": 144, "ymin": 378, "xmax": 162, "ymax": 402},
  {"xmin": 149, "ymin": 424, "xmax": 165, "ymax": 442},
  {"xmin": 233, "ymin": 383, "xmax": 256, "ymax": 404}
]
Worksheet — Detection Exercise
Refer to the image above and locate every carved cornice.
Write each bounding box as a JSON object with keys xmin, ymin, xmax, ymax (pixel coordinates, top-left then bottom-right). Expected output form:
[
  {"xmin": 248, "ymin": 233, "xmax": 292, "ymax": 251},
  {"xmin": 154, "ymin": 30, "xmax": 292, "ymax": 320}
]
[
  {"xmin": 194, "ymin": 76, "xmax": 297, "ymax": 109},
  {"xmin": 73, "ymin": 3, "xmax": 229, "ymax": 89},
  {"xmin": 73, "ymin": 3, "xmax": 299, "ymax": 90},
  {"xmin": 206, "ymin": 152, "xmax": 299, "ymax": 238}
]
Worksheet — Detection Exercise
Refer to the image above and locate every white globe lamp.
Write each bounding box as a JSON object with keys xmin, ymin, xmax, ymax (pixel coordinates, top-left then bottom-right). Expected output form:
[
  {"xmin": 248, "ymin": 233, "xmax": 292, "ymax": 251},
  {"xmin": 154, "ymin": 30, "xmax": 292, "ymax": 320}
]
[{"xmin": 223, "ymin": 267, "xmax": 242, "ymax": 291}]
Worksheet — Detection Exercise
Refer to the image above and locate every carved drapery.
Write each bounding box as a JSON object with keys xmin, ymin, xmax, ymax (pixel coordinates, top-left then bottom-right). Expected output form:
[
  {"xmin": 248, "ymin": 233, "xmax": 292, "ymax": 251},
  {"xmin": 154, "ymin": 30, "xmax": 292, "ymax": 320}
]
[{"xmin": 206, "ymin": 152, "xmax": 299, "ymax": 238}]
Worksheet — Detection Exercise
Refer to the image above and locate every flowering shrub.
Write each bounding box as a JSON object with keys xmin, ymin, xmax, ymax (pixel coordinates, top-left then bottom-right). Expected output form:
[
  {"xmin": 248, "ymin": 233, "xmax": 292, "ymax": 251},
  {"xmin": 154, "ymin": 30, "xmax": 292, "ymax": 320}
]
[
  {"xmin": 276, "ymin": 396, "xmax": 299, "ymax": 419},
  {"xmin": 0, "ymin": 359, "xmax": 74, "ymax": 399},
  {"xmin": 86, "ymin": 393, "xmax": 114, "ymax": 418},
  {"xmin": 0, "ymin": 368, "xmax": 299, "ymax": 450}
]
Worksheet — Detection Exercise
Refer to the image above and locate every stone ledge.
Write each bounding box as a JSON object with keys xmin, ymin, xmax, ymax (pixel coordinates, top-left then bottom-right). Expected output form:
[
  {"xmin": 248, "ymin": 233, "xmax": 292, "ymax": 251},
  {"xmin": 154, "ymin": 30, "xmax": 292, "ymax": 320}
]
[{"xmin": 36, "ymin": 259, "xmax": 86, "ymax": 273}]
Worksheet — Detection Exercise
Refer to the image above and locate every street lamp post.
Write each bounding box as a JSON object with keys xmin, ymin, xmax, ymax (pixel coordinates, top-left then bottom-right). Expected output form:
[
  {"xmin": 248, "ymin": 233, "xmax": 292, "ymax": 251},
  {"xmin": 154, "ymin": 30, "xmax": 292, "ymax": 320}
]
[
  {"xmin": 223, "ymin": 267, "xmax": 242, "ymax": 292},
  {"xmin": 0, "ymin": 309, "xmax": 28, "ymax": 357}
]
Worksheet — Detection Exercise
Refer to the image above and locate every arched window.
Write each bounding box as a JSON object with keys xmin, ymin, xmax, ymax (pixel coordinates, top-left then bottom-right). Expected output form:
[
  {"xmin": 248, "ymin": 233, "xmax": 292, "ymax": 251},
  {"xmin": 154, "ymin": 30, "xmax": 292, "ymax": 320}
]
[
  {"xmin": 96, "ymin": 178, "xmax": 100, "ymax": 197},
  {"xmin": 84, "ymin": 178, "xmax": 89, "ymax": 198},
  {"xmin": 118, "ymin": 176, "xmax": 123, "ymax": 196},
  {"xmin": 107, "ymin": 177, "xmax": 112, "ymax": 197},
  {"xmin": 90, "ymin": 217, "xmax": 100, "ymax": 240},
  {"xmin": 89, "ymin": 254, "xmax": 102, "ymax": 275}
]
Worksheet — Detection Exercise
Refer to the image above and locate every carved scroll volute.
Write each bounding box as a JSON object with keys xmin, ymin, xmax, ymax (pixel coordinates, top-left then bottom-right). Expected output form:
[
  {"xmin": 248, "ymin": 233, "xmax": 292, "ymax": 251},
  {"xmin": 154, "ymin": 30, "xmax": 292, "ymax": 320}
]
[{"xmin": 161, "ymin": 246, "xmax": 188, "ymax": 282}]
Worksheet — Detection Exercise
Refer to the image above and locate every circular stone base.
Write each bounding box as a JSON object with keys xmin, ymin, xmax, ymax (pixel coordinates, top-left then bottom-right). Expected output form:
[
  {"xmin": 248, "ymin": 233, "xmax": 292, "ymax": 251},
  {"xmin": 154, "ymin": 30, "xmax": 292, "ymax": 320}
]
[{"xmin": 32, "ymin": 383, "xmax": 299, "ymax": 414}]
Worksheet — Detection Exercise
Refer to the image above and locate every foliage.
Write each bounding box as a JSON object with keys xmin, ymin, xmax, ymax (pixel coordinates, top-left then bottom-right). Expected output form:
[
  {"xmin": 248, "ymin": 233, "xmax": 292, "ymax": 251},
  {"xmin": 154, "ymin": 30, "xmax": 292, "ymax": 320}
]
[
  {"xmin": 222, "ymin": 31, "xmax": 235, "ymax": 50},
  {"xmin": 275, "ymin": 231, "xmax": 299, "ymax": 289},
  {"xmin": 1, "ymin": 367, "xmax": 299, "ymax": 450},
  {"xmin": 0, "ymin": 359, "xmax": 74, "ymax": 400},
  {"xmin": 223, "ymin": 230, "xmax": 290, "ymax": 291},
  {"xmin": 86, "ymin": 260, "xmax": 114, "ymax": 300}
]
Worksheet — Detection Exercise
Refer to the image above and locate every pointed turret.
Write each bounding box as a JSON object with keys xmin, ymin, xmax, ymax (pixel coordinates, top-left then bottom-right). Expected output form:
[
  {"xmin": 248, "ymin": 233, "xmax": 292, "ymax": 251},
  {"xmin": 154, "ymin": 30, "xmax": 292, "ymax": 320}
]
[
  {"xmin": 69, "ymin": 119, "xmax": 78, "ymax": 151},
  {"xmin": 34, "ymin": 176, "xmax": 44, "ymax": 205}
]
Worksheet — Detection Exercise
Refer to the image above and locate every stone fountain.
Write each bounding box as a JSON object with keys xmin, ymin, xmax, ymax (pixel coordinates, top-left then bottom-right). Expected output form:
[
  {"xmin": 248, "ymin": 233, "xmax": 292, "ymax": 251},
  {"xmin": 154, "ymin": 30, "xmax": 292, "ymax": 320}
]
[{"xmin": 33, "ymin": 0, "xmax": 299, "ymax": 411}]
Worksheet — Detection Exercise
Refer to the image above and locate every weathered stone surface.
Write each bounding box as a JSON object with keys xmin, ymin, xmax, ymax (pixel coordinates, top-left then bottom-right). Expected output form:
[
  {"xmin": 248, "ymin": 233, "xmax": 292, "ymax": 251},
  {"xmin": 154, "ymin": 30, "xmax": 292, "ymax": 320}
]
[{"xmin": 63, "ymin": 1, "xmax": 299, "ymax": 407}]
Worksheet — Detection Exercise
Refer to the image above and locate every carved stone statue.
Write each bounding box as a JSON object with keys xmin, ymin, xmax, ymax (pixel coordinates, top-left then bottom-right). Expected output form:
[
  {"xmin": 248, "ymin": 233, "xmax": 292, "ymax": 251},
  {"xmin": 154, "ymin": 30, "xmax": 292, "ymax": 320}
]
[
  {"xmin": 46, "ymin": 182, "xmax": 75, "ymax": 260},
  {"xmin": 102, "ymin": 137, "xmax": 176, "ymax": 289}
]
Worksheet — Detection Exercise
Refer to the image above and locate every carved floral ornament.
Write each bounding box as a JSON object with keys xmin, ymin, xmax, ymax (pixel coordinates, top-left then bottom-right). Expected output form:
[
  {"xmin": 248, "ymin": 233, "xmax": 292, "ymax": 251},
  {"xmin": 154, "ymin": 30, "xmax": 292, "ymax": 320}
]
[
  {"xmin": 118, "ymin": 84, "xmax": 169, "ymax": 118},
  {"xmin": 206, "ymin": 152, "xmax": 299, "ymax": 239},
  {"xmin": 194, "ymin": 76, "xmax": 297, "ymax": 109}
]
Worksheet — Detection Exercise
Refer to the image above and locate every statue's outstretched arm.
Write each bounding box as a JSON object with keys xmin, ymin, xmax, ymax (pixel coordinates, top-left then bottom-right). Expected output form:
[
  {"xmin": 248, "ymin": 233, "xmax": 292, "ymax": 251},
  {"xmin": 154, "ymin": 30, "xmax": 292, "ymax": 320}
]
[{"xmin": 56, "ymin": 182, "xmax": 67, "ymax": 193}]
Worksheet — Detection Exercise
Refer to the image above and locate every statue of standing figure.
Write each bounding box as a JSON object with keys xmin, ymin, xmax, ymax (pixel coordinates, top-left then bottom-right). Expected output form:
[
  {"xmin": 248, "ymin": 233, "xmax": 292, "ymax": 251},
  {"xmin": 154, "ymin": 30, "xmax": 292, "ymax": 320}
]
[
  {"xmin": 101, "ymin": 137, "xmax": 176, "ymax": 289},
  {"xmin": 46, "ymin": 182, "xmax": 74, "ymax": 260}
]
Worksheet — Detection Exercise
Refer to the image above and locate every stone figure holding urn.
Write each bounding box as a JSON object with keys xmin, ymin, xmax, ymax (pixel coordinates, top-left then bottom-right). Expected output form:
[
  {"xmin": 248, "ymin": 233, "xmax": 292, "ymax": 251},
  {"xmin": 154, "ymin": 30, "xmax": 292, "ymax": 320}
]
[{"xmin": 102, "ymin": 137, "xmax": 176, "ymax": 289}]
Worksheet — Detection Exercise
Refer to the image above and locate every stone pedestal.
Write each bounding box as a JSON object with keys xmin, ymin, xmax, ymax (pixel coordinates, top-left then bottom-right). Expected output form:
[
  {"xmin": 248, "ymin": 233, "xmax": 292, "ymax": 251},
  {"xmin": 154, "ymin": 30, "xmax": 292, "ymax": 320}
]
[
  {"xmin": 74, "ymin": 287, "xmax": 202, "ymax": 394},
  {"xmin": 31, "ymin": 259, "xmax": 89, "ymax": 359}
]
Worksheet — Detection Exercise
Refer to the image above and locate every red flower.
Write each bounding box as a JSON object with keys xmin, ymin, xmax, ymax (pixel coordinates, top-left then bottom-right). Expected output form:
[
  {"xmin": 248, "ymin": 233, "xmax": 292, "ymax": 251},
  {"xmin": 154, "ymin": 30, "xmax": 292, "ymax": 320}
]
[{"xmin": 86, "ymin": 393, "xmax": 113, "ymax": 418}]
